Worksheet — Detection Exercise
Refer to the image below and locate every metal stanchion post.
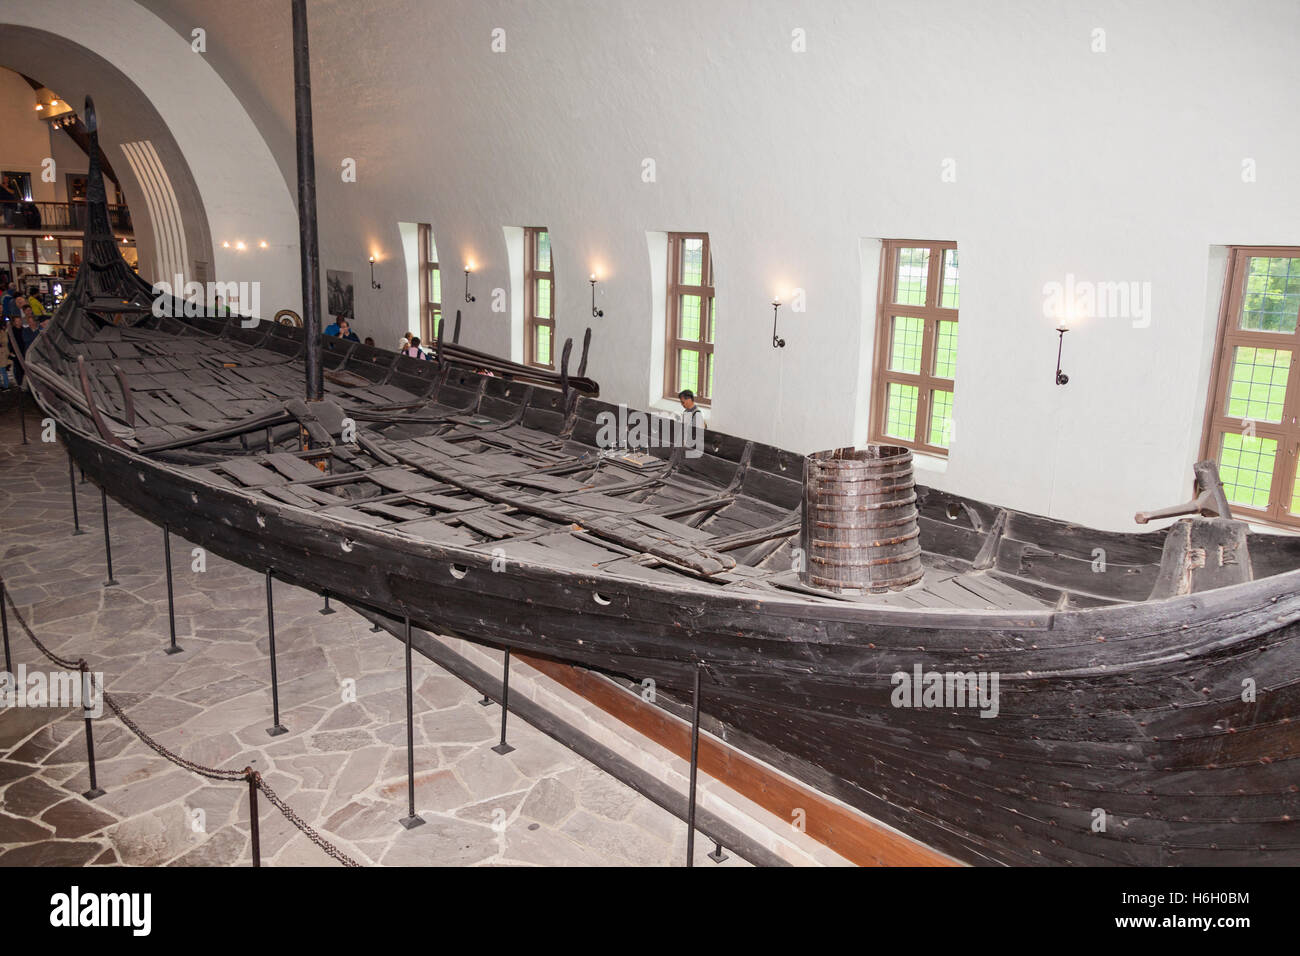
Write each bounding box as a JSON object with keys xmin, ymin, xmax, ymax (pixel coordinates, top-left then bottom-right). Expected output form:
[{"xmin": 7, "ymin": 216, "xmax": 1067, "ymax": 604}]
[
  {"xmin": 319, "ymin": 591, "xmax": 335, "ymax": 615},
  {"xmin": 100, "ymin": 488, "xmax": 117, "ymax": 586},
  {"xmin": 686, "ymin": 661, "xmax": 702, "ymax": 867},
  {"xmin": 163, "ymin": 525, "xmax": 183, "ymax": 655},
  {"xmin": 491, "ymin": 648, "xmax": 516, "ymax": 755},
  {"xmin": 81, "ymin": 662, "xmax": 105, "ymax": 800},
  {"xmin": 1, "ymin": 581, "xmax": 11, "ymax": 677},
  {"xmin": 398, "ymin": 615, "xmax": 425, "ymax": 829},
  {"xmin": 245, "ymin": 768, "xmax": 261, "ymax": 867},
  {"xmin": 265, "ymin": 571, "xmax": 287, "ymax": 736}
]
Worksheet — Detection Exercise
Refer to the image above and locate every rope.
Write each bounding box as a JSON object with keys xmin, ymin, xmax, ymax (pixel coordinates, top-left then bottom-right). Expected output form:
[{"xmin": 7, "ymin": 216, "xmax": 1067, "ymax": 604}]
[{"xmin": 2, "ymin": 578, "xmax": 360, "ymax": 866}]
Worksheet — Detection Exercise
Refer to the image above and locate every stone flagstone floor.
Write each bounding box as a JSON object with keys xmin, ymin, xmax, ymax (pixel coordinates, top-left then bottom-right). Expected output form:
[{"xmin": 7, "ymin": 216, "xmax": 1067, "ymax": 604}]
[{"xmin": 0, "ymin": 393, "xmax": 748, "ymax": 866}]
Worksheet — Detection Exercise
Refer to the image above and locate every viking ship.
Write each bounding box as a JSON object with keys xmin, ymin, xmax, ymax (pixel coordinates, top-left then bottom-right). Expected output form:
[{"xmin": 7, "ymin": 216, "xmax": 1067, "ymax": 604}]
[{"xmin": 19, "ymin": 100, "xmax": 1300, "ymax": 867}]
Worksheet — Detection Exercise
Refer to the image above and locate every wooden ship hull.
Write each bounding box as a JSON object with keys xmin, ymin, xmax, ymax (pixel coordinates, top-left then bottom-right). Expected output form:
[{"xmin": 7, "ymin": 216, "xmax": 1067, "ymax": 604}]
[{"xmin": 19, "ymin": 101, "xmax": 1300, "ymax": 867}]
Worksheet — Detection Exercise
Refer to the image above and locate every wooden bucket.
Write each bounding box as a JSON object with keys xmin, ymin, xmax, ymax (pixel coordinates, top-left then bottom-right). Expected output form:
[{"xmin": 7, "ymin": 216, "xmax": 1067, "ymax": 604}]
[{"xmin": 799, "ymin": 445, "xmax": 924, "ymax": 593}]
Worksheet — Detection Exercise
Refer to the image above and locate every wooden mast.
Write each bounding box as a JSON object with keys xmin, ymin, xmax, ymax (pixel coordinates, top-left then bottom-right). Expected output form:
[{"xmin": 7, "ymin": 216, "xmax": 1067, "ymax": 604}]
[{"xmin": 292, "ymin": 0, "xmax": 323, "ymax": 402}]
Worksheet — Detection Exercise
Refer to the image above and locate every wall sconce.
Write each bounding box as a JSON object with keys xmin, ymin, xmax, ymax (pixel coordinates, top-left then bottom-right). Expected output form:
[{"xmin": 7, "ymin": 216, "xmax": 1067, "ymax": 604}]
[
  {"xmin": 369, "ymin": 255, "xmax": 381, "ymax": 290},
  {"xmin": 1055, "ymin": 324, "xmax": 1069, "ymax": 385},
  {"xmin": 589, "ymin": 273, "xmax": 603, "ymax": 318},
  {"xmin": 771, "ymin": 298, "xmax": 785, "ymax": 349},
  {"xmin": 464, "ymin": 264, "xmax": 476, "ymax": 303}
]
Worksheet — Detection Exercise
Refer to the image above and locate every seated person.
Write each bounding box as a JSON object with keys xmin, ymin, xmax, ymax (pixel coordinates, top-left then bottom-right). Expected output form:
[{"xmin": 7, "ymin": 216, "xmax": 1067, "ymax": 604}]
[{"xmin": 334, "ymin": 317, "xmax": 360, "ymax": 342}]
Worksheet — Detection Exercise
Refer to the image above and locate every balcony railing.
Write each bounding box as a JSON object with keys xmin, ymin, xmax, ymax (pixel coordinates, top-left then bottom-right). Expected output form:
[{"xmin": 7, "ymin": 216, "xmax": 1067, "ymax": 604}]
[{"xmin": 0, "ymin": 200, "xmax": 133, "ymax": 233}]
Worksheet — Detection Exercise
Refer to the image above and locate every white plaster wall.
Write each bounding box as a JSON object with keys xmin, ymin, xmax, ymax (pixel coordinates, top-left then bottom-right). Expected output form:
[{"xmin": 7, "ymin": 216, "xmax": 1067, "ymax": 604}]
[
  {"xmin": 0, "ymin": 67, "xmax": 55, "ymax": 199},
  {"xmin": 295, "ymin": 0, "xmax": 1300, "ymax": 531},
  {"xmin": 15, "ymin": 0, "xmax": 1300, "ymax": 532},
  {"xmin": 0, "ymin": 0, "xmax": 301, "ymax": 317}
]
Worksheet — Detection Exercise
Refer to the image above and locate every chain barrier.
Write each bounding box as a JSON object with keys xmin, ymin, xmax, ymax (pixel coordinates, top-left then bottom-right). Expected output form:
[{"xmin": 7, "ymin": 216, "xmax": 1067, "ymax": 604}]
[{"xmin": 1, "ymin": 578, "xmax": 361, "ymax": 866}]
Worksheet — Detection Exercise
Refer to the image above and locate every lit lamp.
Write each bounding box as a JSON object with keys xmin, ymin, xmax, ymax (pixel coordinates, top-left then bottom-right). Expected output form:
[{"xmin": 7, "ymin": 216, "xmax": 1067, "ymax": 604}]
[
  {"xmin": 1055, "ymin": 322, "xmax": 1070, "ymax": 385},
  {"xmin": 369, "ymin": 255, "xmax": 381, "ymax": 290},
  {"xmin": 464, "ymin": 262, "xmax": 476, "ymax": 303},
  {"xmin": 589, "ymin": 272, "xmax": 603, "ymax": 318},
  {"xmin": 771, "ymin": 297, "xmax": 785, "ymax": 349}
]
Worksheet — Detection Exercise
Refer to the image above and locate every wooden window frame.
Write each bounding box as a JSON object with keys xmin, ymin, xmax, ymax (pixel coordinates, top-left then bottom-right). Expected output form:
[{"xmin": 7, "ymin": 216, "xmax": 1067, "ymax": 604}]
[
  {"xmin": 664, "ymin": 232, "xmax": 714, "ymax": 405},
  {"xmin": 1198, "ymin": 245, "xmax": 1300, "ymax": 529},
  {"xmin": 870, "ymin": 239, "xmax": 958, "ymax": 457},
  {"xmin": 417, "ymin": 223, "xmax": 441, "ymax": 344},
  {"xmin": 523, "ymin": 226, "xmax": 555, "ymax": 369}
]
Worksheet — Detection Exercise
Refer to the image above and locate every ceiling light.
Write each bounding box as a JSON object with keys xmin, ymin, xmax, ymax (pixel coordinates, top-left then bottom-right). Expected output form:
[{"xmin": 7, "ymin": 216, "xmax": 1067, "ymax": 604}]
[{"xmin": 35, "ymin": 103, "xmax": 43, "ymax": 111}]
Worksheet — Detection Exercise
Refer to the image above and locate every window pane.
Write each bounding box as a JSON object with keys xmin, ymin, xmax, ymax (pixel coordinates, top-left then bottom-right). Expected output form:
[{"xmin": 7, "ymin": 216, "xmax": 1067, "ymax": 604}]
[
  {"xmin": 0, "ymin": 237, "xmax": 7, "ymax": 261},
  {"xmin": 12, "ymin": 239, "xmax": 33, "ymax": 263},
  {"xmin": 536, "ymin": 324, "xmax": 552, "ymax": 366},
  {"xmin": 707, "ymin": 298, "xmax": 715, "ymax": 344},
  {"xmin": 893, "ymin": 248, "xmax": 930, "ymax": 306},
  {"xmin": 681, "ymin": 238, "xmax": 704, "ymax": 286},
  {"xmin": 536, "ymin": 230, "xmax": 551, "ymax": 272},
  {"xmin": 431, "ymin": 308, "xmax": 442, "ymax": 338},
  {"xmin": 679, "ymin": 294, "xmax": 702, "ymax": 340},
  {"xmin": 427, "ymin": 235, "xmax": 439, "ymax": 263},
  {"xmin": 536, "ymin": 278, "xmax": 552, "ymax": 319},
  {"xmin": 1225, "ymin": 346, "xmax": 1290, "ymax": 423},
  {"xmin": 933, "ymin": 319, "xmax": 958, "ymax": 378},
  {"xmin": 430, "ymin": 267, "xmax": 441, "ymax": 305},
  {"xmin": 704, "ymin": 352, "xmax": 714, "ymax": 399},
  {"xmin": 678, "ymin": 348, "xmax": 700, "ymax": 394},
  {"xmin": 62, "ymin": 238, "xmax": 82, "ymax": 266},
  {"xmin": 929, "ymin": 389, "xmax": 954, "ymax": 447},
  {"xmin": 939, "ymin": 249, "xmax": 959, "ymax": 309},
  {"xmin": 37, "ymin": 238, "xmax": 59, "ymax": 264},
  {"xmin": 888, "ymin": 316, "xmax": 924, "ymax": 374},
  {"xmin": 883, "ymin": 382, "xmax": 918, "ymax": 442},
  {"xmin": 1240, "ymin": 257, "xmax": 1300, "ymax": 333},
  {"xmin": 1218, "ymin": 431, "xmax": 1277, "ymax": 510}
]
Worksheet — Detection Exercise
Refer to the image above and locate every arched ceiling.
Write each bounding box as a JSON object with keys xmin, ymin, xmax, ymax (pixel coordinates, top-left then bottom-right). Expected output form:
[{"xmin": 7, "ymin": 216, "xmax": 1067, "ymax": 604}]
[
  {"xmin": 0, "ymin": 28, "xmax": 210, "ymax": 286},
  {"xmin": 0, "ymin": 0, "xmax": 303, "ymax": 315}
]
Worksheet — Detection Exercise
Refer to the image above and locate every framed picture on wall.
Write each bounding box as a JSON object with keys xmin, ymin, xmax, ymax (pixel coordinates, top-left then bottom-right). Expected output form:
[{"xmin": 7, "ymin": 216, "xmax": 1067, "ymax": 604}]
[
  {"xmin": 66, "ymin": 173, "xmax": 89, "ymax": 203},
  {"xmin": 1, "ymin": 171, "xmax": 33, "ymax": 201},
  {"xmin": 326, "ymin": 269, "xmax": 354, "ymax": 320}
]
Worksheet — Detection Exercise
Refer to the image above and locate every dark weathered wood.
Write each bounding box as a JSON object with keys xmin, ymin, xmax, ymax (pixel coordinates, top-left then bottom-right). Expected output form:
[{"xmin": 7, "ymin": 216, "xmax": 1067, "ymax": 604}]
[
  {"xmin": 23, "ymin": 105, "xmax": 1300, "ymax": 867},
  {"xmin": 292, "ymin": 0, "xmax": 323, "ymax": 402}
]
